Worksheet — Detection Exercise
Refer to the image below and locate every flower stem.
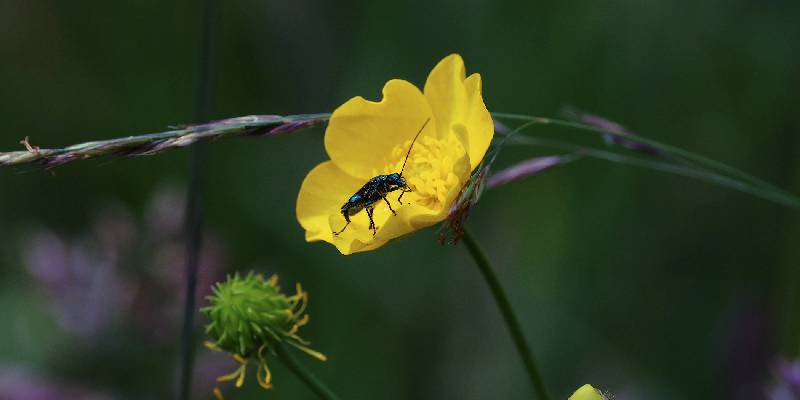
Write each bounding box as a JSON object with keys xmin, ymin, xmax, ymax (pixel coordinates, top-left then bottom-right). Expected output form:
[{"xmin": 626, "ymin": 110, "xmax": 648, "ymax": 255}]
[
  {"xmin": 274, "ymin": 343, "xmax": 342, "ymax": 400},
  {"xmin": 462, "ymin": 228, "xmax": 550, "ymax": 400},
  {"xmin": 177, "ymin": 0, "xmax": 215, "ymax": 399}
]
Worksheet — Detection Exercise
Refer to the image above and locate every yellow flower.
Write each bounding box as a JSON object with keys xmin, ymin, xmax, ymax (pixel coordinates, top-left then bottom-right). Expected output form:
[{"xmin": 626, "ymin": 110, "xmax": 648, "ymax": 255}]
[
  {"xmin": 296, "ymin": 54, "xmax": 494, "ymax": 254},
  {"xmin": 568, "ymin": 384, "xmax": 607, "ymax": 400}
]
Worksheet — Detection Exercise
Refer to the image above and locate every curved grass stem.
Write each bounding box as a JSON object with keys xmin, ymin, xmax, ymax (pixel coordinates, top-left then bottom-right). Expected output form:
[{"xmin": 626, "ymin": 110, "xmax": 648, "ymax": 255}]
[
  {"xmin": 462, "ymin": 228, "xmax": 550, "ymax": 400},
  {"xmin": 504, "ymin": 135, "xmax": 796, "ymax": 207},
  {"xmin": 492, "ymin": 112, "xmax": 800, "ymax": 208},
  {"xmin": 274, "ymin": 343, "xmax": 342, "ymax": 400}
]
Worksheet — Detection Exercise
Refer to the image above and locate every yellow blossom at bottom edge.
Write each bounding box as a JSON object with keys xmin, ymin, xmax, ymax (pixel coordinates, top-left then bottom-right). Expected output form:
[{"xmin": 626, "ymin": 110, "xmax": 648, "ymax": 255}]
[{"xmin": 569, "ymin": 384, "xmax": 606, "ymax": 400}]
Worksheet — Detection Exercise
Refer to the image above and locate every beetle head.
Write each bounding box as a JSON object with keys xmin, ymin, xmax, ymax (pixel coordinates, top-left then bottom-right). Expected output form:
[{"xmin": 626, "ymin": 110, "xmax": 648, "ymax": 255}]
[{"xmin": 385, "ymin": 172, "xmax": 407, "ymax": 191}]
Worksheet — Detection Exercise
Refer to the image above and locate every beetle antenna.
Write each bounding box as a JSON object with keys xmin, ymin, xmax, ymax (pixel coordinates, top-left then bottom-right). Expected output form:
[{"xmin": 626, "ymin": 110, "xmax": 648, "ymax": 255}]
[{"xmin": 399, "ymin": 118, "xmax": 430, "ymax": 176}]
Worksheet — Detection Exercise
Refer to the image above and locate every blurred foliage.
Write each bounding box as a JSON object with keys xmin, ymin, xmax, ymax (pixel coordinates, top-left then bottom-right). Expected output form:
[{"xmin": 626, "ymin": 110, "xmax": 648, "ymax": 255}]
[{"xmin": 1, "ymin": 1, "xmax": 799, "ymax": 399}]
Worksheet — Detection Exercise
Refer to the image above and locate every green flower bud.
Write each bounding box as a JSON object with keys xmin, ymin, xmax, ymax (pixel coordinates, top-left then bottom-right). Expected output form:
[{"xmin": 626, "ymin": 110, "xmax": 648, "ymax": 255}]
[{"xmin": 201, "ymin": 272, "xmax": 325, "ymax": 397}]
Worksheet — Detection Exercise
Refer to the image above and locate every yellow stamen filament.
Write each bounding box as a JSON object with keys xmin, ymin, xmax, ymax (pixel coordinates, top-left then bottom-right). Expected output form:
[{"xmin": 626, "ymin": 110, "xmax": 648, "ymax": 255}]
[
  {"xmin": 289, "ymin": 314, "xmax": 310, "ymax": 335},
  {"xmin": 235, "ymin": 365, "xmax": 246, "ymax": 388},
  {"xmin": 256, "ymin": 360, "xmax": 273, "ymax": 389},
  {"xmin": 232, "ymin": 354, "xmax": 247, "ymax": 364},
  {"xmin": 254, "ymin": 344, "xmax": 274, "ymax": 390},
  {"xmin": 288, "ymin": 340, "xmax": 328, "ymax": 361},
  {"xmin": 216, "ymin": 364, "xmax": 246, "ymax": 387}
]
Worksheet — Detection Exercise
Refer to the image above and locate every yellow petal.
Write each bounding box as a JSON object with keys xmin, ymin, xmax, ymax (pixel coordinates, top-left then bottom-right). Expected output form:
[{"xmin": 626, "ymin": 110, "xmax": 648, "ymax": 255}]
[
  {"xmin": 424, "ymin": 54, "xmax": 493, "ymax": 170},
  {"xmin": 341, "ymin": 237, "xmax": 388, "ymax": 255},
  {"xmin": 568, "ymin": 384, "xmax": 606, "ymax": 400},
  {"xmin": 325, "ymin": 204, "xmax": 394, "ymax": 255},
  {"xmin": 325, "ymin": 79, "xmax": 433, "ymax": 180},
  {"xmin": 296, "ymin": 161, "xmax": 364, "ymax": 243},
  {"xmin": 461, "ymin": 73, "xmax": 494, "ymax": 170},
  {"xmin": 296, "ymin": 161, "xmax": 394, "ymax": 254},
  {"xmin": 424, "ymin": 54, "xmax": 467, "ymax": 139}
]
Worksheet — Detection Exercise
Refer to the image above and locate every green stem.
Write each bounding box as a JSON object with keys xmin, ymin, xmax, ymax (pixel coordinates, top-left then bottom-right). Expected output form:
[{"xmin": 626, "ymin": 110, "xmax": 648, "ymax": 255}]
[
  {"xmin": 177, "ymin": 1, "xmax": 215, "ymax": 399},
  {"xmin": 504, "ymin": 135, "xmax": 796, "ymax": 207},
  {"xmin": 462, "ymin": 228, "xmax": 550, "ymax": 400},
  {"xmin": 492, "ymin": 112, "xmax": 800, "ymax": 208},
  {"xmin": 274, "ymin": 343, "xmax": 342, "ymax": 400}
]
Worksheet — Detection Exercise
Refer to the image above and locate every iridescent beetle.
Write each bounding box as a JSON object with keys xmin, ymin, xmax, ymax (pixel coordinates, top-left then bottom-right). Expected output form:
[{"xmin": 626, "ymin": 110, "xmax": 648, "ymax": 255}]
[{"xmin": 333, "ymin": 118, "xmax": 430, "ymax": 237}]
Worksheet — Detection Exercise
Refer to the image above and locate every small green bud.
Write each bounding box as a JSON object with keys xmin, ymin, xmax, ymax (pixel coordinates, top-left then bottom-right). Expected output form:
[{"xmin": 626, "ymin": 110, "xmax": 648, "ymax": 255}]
[{"xmin": 201, "ymin": 272, "xmax": 325, "ymax": 396}]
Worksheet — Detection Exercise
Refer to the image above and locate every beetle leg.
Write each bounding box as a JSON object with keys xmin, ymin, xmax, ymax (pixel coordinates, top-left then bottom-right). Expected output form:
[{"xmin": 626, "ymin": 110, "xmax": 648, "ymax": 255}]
[
  {"xmin": 397, "ymin": 188, "xmax": 412, "ymax": 205},
  {"xmin": 333, "ymin": 212, "xmax": 351, "ymax": 235},
  {"xmin": 333, "ymin": 220, "xmax": 350, "ymax": 236},
  {"xmin": 366, "ymin": 207, "xmax": 377, "ymax": 236},
  {"xmin": 382, "ymin": 196, "xmax": 397, "ymax": 215}
]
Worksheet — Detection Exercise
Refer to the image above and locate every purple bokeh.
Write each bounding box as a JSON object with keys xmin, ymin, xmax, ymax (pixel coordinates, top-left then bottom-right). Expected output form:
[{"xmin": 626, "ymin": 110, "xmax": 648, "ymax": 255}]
[
  {"xmin": 23, "ymin": 185, "xmax": 225, "ymax": 343},
  {"xmin": 769, "ymin": 359, "xmax": 800, "ymax": 400},
  {"xmin": 0, "ymin": 365, "xmax": 114, "ymax": 400}
]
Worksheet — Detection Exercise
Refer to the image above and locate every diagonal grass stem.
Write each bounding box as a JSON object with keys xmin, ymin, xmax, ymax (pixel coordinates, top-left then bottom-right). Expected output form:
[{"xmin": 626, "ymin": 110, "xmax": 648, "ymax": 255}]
[
  {"xmin": 462, "ymin": 228, "xmax": 550, "ymax": 400},
  {"xmin": 503, "ymin": 134, "xmax": 798, "ymax": 207},
  {"xmin": 274, "ymin": 343, "xmax": 342, "ymax": 400},
  {"xmin": 492, "ymin": 113, "xmax": 800, "ymax": 207}
]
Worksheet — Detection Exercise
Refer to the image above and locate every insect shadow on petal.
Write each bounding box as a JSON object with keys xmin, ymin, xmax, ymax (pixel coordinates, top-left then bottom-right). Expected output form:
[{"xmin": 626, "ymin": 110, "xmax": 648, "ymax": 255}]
[{"xmin": 333, "ymin": 118, "xmax": 431, "ymax": 237}]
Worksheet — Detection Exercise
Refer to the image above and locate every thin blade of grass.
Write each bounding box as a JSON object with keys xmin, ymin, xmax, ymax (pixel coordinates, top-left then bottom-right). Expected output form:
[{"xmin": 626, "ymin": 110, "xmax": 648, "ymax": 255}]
[
  {"xmin": 492, "ymin": 112, "xmax": 800, "ymax": 208},
  {"xmin": 505, "ymin": 134, "xmax": 800, "ymax": 207}
]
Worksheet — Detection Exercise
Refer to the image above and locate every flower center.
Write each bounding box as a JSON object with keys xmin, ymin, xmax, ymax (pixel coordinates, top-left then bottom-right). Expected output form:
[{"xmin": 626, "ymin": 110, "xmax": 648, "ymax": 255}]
[{"xmin": 383, "ymin": 135, "xmax": 467, "ymax": 210}]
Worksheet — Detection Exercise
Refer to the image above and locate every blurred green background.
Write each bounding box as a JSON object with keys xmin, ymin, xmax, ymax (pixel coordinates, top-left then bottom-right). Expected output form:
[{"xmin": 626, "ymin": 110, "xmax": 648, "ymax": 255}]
[{"xmin": 1, "ymin": 1, "xmax": 799, "ymax": 399}]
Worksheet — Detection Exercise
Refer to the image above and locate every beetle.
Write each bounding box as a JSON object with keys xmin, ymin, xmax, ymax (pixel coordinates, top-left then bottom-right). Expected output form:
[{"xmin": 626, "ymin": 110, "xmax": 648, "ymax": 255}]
[{"xmin": 333, "ymin": 118, "xmax": 430, "ymax": 237}]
